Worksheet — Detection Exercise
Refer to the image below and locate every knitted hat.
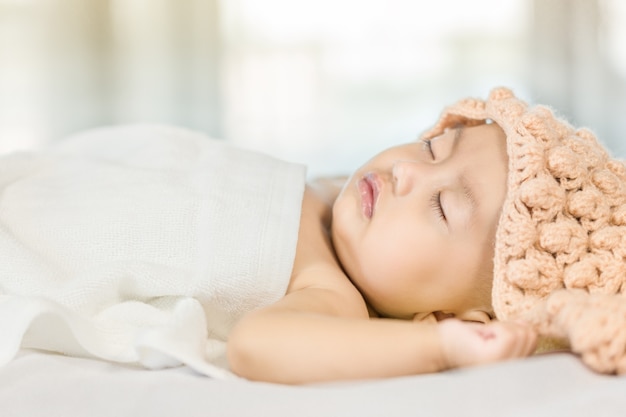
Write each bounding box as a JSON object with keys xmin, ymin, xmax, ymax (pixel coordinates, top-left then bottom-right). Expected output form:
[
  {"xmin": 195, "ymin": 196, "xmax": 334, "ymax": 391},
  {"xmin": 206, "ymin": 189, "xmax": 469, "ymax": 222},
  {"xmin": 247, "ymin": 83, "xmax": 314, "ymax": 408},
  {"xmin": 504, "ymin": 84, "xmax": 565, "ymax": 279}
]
[{"xmin": 421, "ymin": 87, "xmax": 626, "ymax": 375}]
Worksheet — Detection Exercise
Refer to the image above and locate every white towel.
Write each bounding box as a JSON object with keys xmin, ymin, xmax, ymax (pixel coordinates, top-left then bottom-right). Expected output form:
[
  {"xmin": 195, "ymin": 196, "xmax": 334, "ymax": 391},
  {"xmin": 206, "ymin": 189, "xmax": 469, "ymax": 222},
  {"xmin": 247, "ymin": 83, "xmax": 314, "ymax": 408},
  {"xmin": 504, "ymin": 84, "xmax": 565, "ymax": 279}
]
[{"xmin": 0, "ymin": 124, "xmax": 306, "ymax": 378}]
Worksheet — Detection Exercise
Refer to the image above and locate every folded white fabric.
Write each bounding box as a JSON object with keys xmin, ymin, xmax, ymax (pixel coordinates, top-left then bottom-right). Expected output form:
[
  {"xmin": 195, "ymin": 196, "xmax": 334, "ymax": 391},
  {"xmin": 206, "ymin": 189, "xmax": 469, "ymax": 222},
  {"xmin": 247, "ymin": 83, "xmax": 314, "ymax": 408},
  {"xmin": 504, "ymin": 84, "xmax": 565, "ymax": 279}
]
[{"xmin": 0, "ymin": 124, "xmax": 306, "ymax": 378}]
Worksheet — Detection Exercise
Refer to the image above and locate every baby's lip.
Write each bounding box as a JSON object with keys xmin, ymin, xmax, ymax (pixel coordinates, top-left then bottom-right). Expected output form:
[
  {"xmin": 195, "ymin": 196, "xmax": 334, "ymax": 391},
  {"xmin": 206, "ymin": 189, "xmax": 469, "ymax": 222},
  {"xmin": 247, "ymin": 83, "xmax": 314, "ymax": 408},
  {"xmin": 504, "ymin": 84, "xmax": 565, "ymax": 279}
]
[{"xmin": 358, "ymin": 172, "xmax": 380, "ymax": 219}]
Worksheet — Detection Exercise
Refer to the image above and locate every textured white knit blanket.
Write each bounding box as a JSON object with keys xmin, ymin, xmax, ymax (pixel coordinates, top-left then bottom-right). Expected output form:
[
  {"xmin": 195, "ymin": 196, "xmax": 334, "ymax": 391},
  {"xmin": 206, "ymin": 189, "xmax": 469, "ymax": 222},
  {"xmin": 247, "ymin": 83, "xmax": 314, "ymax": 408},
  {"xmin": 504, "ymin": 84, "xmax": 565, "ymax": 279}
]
[{"xmin": 0, "ymin": 125, "xmax": 306, "ymax": 378}]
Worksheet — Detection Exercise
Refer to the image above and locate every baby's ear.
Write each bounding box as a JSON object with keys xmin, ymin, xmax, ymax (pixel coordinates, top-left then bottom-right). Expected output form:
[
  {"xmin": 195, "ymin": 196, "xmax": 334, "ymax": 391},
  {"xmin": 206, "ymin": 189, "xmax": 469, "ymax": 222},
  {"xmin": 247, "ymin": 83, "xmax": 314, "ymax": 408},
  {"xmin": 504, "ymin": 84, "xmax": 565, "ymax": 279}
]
[
  {"xmin": 412, "ymin": 311, "xmax": 456, "ymax": 323},
  {"xmin": 456, "ymin": 310, "xmax": 493, "ymax": 324},
  {"xmin": 412, "ymin": 312, "xmax": 438, "ymax": 323}
]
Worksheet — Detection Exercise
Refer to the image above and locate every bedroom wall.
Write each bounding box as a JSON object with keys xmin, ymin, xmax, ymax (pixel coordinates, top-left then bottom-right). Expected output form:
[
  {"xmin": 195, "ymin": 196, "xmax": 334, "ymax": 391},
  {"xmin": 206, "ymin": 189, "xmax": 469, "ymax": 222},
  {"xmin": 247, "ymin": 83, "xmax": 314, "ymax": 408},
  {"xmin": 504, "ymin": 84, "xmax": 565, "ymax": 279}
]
[{"xmin": 0, "ymin": 0, "xmax": 624, "ymax": 176}]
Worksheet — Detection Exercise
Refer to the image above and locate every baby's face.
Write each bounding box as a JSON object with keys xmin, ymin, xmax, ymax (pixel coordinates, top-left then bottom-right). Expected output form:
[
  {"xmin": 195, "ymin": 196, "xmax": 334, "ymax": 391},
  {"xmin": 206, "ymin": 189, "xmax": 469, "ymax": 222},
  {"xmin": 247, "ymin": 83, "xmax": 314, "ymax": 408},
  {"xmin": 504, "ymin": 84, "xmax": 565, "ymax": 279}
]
[{"xmin": 331, "ymin": 123, "xmax": 508, "ymax": 322}]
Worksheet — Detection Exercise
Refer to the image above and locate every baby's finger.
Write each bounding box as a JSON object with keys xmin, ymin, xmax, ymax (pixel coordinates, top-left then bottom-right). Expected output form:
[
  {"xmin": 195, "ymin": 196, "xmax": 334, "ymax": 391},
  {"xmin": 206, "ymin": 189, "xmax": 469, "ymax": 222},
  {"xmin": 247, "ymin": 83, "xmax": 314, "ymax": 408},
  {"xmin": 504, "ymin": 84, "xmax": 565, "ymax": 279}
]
[
  {"xmin": 522, "ymin": 324, "xmax": 538, "ymax": 355},
  {"xmin": 504, "ymin": 321, "xmax": 538, "ymax": 357}
]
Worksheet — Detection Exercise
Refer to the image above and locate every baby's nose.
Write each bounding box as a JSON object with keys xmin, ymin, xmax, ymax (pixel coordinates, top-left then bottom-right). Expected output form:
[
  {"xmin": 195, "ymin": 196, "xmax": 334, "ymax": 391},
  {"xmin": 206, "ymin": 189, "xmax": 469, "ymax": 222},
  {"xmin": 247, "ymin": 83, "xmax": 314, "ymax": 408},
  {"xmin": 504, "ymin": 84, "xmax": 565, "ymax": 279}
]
[{"xmin": 392, "ymin": 160, "xmax": 426, "ymax": 196}]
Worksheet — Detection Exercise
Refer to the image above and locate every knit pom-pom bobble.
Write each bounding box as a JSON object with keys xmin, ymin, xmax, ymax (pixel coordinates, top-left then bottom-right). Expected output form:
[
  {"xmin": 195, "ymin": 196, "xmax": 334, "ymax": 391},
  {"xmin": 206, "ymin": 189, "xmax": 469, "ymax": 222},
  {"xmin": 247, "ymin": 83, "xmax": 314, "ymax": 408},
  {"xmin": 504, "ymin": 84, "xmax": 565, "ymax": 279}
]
[{"xmin": 547, "ymin": 290, "xmax": 626, "ymax": 374}]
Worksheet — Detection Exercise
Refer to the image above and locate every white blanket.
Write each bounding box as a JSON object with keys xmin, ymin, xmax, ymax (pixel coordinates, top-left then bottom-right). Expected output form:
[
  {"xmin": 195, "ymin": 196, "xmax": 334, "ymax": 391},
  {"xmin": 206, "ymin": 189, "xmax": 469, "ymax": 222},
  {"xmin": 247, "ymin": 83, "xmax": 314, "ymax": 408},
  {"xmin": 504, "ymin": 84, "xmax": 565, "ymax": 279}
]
[{"xmin": 0, "ymin": 125, "xmax": 306, "ymax": 378}]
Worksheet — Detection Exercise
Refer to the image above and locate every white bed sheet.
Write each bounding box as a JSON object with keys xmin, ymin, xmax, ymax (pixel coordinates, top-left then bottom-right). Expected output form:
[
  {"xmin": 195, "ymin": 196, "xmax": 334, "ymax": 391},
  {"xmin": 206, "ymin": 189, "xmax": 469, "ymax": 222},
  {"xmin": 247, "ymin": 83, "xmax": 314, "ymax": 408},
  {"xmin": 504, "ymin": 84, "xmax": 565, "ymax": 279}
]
[{"xmin": 1, "ymin": 350, "xmax": 625, "ymax": 417}]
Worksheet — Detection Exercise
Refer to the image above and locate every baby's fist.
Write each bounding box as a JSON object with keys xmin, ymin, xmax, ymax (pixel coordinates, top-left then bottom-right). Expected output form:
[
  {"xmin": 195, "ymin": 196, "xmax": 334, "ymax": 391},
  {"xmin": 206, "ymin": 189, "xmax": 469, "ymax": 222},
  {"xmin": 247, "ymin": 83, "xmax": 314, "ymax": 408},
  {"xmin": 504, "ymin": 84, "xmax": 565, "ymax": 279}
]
[{"xmin": 437, "ymin": 319, "xmax": 537, "ymax": 369}]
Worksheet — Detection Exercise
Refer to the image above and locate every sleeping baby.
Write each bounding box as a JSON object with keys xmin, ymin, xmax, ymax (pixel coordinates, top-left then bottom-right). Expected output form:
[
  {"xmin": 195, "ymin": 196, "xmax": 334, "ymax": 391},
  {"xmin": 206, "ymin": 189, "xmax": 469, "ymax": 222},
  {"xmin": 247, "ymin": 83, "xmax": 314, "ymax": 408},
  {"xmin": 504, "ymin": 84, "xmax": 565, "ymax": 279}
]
[{"xmin": 1, "ymin": 87, "xmax": 624, "ymax": 383}]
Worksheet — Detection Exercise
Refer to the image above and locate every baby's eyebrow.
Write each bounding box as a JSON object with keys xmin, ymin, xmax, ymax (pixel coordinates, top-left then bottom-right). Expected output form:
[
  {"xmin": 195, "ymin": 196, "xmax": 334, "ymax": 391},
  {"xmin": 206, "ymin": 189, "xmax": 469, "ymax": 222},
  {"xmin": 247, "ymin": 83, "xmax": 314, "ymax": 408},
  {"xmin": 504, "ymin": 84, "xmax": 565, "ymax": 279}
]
[
  {"xmin": 453, "ymin": 124, "xmax": 465, "ymax": 143},
  {"xmin": 459, "ymin": 173, "xmax": 478, "ymax": 228}
]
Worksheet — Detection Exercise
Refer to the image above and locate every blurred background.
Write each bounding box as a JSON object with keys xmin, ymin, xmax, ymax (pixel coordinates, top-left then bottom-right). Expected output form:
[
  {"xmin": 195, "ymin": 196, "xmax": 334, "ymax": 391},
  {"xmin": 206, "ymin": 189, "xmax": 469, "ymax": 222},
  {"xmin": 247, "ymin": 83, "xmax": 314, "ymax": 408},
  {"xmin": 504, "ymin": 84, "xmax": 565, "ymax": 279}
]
[{"xmin": 1, "ymin": 0, "xmax": 625, "ymax": 177}]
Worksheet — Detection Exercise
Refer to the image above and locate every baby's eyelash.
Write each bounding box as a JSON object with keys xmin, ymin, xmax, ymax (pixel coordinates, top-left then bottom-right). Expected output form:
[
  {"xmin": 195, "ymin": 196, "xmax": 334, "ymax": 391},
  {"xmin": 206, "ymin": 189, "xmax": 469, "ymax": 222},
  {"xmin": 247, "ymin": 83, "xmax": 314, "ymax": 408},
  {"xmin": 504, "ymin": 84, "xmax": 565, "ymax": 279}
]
[
  {"xmin": 429, "ymin": 192, "xmax": 446, "ymax": 222},
  {"xmin": 422, "ymin": 140, "xmax": 435, "ymax": 160}
]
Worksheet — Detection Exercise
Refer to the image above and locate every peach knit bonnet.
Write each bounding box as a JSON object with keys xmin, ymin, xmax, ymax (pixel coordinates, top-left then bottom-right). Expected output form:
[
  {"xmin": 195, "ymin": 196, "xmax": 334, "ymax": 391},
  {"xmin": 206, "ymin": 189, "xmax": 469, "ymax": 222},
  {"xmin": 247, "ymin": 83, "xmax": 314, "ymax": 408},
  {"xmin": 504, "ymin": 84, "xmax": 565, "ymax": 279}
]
[{"xmin": 422, "ymin": 87, "xmax": 626, "ymax": 375}]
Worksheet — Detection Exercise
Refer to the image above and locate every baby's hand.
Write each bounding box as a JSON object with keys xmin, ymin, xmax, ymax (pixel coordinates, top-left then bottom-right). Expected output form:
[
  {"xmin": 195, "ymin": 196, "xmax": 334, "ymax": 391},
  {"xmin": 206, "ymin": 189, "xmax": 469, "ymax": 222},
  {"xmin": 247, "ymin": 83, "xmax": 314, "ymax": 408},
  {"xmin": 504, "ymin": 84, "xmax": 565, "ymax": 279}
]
[{"xmin": 437, "ymin": 319, "xmax": 537, "ymax": 370}]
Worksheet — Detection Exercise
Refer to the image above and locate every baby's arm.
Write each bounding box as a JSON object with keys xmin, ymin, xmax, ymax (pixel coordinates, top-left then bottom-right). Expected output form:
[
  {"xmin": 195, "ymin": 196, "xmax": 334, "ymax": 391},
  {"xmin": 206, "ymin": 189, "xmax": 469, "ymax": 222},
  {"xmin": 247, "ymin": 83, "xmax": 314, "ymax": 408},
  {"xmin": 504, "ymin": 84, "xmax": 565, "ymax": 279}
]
[
  {"xmin": 227, "ymin": 185, "xmax": 536, "ymax": 384},
  {"xmin": 228, "ymin": 292, "xmax": 536, "ymax": 383}
]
